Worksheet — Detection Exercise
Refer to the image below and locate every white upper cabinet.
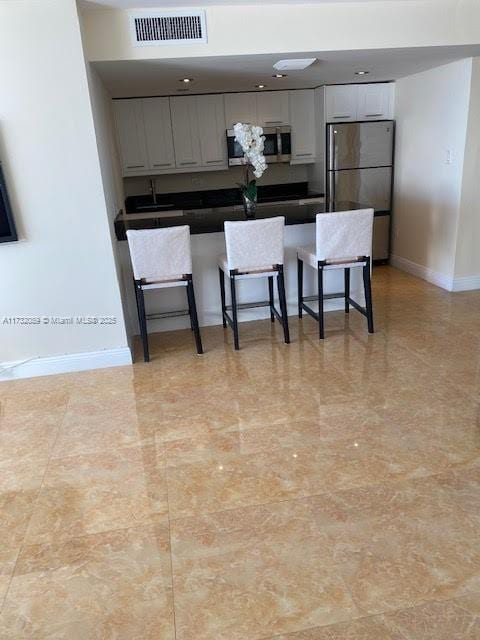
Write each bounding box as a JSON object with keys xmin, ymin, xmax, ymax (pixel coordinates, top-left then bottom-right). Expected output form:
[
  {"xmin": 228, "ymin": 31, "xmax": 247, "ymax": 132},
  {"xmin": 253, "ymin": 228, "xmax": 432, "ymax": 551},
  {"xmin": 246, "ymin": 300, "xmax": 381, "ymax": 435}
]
[
  {"xmin": 357, "ymin": 83, "xmax": 394, "ymax": 121},
  {"xmin": 196, "ymin": 94, "xmax": 227, "ymax": 169},
  {"xmin": 113, "ymin": 100, "xmax": 149, "ymax": 174},
  {"xmin": 142, "ymin": 98, "xmax": 175, "ymax": 170},
  {"xmin": 256, "ymin": 91, "xmax": 290, "ymax": 127},
  {"xmin": 325, "ymin": 83, "xmax": 395, "ymax": 123},
  {"xmin": 224, "ymin": 93, "xmax": 257, "ymax": 128},
  {"xmin": 325, "ymin": 85, "xmax": 359, "ymax": 123},
  {"xmin": 289, "ymin": 89, "xmax": 316, "ymax": 164},
  {"xmin": 170, "ymin": 96, "xmax": 202, "ymax": 169}
]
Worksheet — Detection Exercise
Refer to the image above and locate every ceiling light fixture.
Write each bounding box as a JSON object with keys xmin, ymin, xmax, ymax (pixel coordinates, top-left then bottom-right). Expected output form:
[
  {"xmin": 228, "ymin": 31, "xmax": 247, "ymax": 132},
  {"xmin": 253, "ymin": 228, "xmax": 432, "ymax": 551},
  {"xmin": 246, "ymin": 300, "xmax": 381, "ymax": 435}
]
[
  {"xmin": 273, "ymin": 58, "xmax": 316, "ymax": 71},
  {"xmin": 180, "ymin": 78, "xmax": 193, "ymax": 83},
  {"xmin": 273, "ymin": 73, "xmax": 287, "ymax": 78},
  {"xmin": 255, "ymin": 84, "xmax": 266, "ymax": 89},
  {"xmin": 355, "ymin": 71, "xmax": 369, "ymax": 76}
]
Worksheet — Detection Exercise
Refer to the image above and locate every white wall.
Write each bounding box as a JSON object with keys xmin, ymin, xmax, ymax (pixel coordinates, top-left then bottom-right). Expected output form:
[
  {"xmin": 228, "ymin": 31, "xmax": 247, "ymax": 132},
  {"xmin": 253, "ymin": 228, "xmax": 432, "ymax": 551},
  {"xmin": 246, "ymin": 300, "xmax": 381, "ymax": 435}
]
[
  {"xmin": 454, "ymin": 58, "xmax": 480, "ymax": 285},
  {"xmin": 392, "ymin": 59, "xmax": 472, "ymax": 289},
  {"xmin": 81, "ymin": 1, "xmax": 480, "ymax": 63},
  {"xmin": 0, "ymin": 0, "xmax": 129, "ymax": 372}
]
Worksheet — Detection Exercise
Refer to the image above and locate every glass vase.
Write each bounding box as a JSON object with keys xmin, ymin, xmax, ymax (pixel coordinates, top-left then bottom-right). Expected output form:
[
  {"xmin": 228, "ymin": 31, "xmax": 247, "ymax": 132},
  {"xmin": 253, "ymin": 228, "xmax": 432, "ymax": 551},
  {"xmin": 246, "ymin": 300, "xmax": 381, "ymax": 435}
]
[{"xmin": 242, "ymin": 192, "xmax": 257, "ymax": 218}]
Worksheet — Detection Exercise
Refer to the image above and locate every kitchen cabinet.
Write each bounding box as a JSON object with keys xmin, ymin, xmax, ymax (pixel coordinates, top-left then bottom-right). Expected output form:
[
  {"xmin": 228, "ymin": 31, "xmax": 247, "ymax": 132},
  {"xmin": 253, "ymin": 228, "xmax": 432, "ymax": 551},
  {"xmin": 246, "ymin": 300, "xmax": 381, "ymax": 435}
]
[
  {"xmin": 196, "ymin": 94, "xmax": 227, "ymax": 169},
  {"xmin": 357, "ymin": 83, "xmax": 394, "ymax": 121},
  {"xmin": 224, "ymin": 92, "xmax": 257, "ymax": 128},
  {"xmin": 325, "ymin": 83, "xmax": 394, "ymax": 123},
  {"xmin": 289, "ymin": 89, "xmax": 316, "ymax": 164},
  {"xmin": 170, "ymin": 96, "xmax": 202, "ymax": 169},
  {"xmin": 325, "ymin": 85, "xmax": 359, "ymax": 123},
  {"xmin": 113, "ymin": 99, "xmax": 149, "ymax": 174},
  {"xmin": 256, "ymin": 91, "xmax": 290, "ymax": 127},
  {"xmin": 142, "ymin": 98, "xmax": 175, "ymax": 170}
]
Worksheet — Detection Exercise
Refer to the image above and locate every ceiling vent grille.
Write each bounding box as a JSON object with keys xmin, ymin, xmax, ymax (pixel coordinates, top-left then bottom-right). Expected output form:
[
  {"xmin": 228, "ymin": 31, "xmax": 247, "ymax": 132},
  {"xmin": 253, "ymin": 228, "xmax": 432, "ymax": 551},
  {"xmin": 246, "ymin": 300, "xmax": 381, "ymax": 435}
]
[{"xmin": 129, "ymin": 10, "xmax": 207, "ymax": 46}]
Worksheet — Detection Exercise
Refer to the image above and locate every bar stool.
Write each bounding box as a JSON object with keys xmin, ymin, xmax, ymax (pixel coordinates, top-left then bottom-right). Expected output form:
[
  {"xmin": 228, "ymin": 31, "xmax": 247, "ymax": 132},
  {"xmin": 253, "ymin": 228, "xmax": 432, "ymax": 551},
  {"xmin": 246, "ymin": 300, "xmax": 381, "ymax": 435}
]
[
  {"xmin": 218, "ymin": 216, "xmax": 290, "ymax": 350},
  {"xmin": 297, "ymin": 209, "xmax": 374, "ymax": 339},
  {"xmin": 126, "ymin": 226, "xmax": 203, "ymax": 362}
]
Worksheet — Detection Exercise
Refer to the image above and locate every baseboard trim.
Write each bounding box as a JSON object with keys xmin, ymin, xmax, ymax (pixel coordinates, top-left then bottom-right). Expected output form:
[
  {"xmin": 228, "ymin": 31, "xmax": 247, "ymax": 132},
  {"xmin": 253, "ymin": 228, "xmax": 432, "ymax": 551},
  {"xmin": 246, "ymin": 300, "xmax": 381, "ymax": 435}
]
[
  {"xmin": 0, "ymin": 347, "xmax": 132, "ymax": 382},
  {"xmin": 451, "ymin": 275, "xmax": 480, "ymax": 292},
  {"xmin": 390, "ymin": 255, "xmax": 454, "ymax": 291}
]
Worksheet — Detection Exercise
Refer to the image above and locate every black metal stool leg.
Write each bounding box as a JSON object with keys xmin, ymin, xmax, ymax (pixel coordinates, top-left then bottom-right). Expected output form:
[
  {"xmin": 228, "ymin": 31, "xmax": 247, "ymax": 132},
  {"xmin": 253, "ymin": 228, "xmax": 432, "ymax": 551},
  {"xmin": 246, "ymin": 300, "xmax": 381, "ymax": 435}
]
[
  {"xmin": 277, "ymin": 266, "xmax": 290, "ymax": 344},
  {"xmin": 363, "ymin": 258, "xmax": 374, "ymax": 334},
  {"xmin": 134, "ymin": 279, "xmax": 150, "ymax": 362},
  {"xmin": 297, "ymin": 257, "xmax": 303, "ymax": 318},
  {"xmin": 268, "ymin": 276, "xmax": 275, "ymax": 323},
  {"xmin": 186, "ymin": 277, "xmax": 203, "ymax": 354},
  {"xmin": 230, "ymin": 273, "xmax": 240, "ymax": 350},
  {"xmin": 219, "ymin": 267, "xmax": 227, "ymax": 328},
  {"xmin": 344, "ymin": 267, "xmax": 350, "ymax": 314},
  {"xmin": 317, "ymin": 264, "xmax": 325, "ymax": 340}
]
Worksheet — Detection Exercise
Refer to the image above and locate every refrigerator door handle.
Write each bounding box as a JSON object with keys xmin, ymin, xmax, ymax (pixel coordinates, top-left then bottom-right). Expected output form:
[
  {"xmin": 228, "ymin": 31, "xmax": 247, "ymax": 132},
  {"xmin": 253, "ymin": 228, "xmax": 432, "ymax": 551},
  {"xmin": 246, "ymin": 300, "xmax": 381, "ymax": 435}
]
[
  {"xmin": 328, "ymin": 171, "xmax": 335, "ymax": 207},
  {"xmin": 327, "ymin": 125, "xmax": 336, "ymax": 172}
]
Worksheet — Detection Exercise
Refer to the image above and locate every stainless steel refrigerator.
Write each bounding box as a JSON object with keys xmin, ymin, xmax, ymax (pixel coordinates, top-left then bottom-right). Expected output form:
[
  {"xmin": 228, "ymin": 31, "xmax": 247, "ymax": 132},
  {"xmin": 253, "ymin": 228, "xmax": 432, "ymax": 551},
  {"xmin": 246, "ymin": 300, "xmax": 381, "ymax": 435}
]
[{"xmin": 326, "ymin": 120, "xmax": 394, "ymax": 262}]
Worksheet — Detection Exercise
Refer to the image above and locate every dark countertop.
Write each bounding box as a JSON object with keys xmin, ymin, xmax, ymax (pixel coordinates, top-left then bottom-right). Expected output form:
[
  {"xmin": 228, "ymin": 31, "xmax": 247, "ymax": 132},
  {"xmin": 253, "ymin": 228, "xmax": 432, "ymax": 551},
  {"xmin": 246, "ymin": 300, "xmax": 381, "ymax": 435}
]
[
  {"xmin": 115, "ymin": 200, "xmax": 372, "ymax": 240},
  {"xmin": 125, "ymin": 182, "xmax": 323, "ymax": 214}
]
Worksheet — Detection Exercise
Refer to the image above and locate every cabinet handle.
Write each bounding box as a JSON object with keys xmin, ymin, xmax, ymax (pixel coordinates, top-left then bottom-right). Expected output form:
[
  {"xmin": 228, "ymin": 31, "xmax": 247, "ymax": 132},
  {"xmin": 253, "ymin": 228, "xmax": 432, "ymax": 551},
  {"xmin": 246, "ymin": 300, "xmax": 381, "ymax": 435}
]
[
  {"xmin": 295, "ymin": 153, "xmax": 313, "ymax": 157},
  {"xmin": 365, "ymin": 114, "xmax": 383, "ymax": 118},
  {"xmin": 333, "ymin": 115, "xmax": 350, "ymax": 119},
  {"xmin": 265, "ymin": 120, "xmax": 283, "ymax": 125},
  {"xmin": 179, "ymin": 161, "xmax": 197, "ymax": 166},
  {"xmin": 126, "ymin": 164, "xmax": 144, "ymax": 169},
  {"xmin": 206, "ymin": 160, "xmax": 223, "ymax": 164},
  {"xmin": 153, "ymin": 163, "xmax": 172, "ymax": 167}
]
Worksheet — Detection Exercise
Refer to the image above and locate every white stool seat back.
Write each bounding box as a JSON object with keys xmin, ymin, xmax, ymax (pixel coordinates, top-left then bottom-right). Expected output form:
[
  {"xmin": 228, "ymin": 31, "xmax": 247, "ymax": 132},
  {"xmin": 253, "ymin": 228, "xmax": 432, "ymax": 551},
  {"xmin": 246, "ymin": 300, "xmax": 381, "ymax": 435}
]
[
  {"xmin": 126, "ymin": 226, "xmax": 192, "ymax": 283},
  {"xmin": 224, "ymin": 217, "xmax": 285, "ymax": 272},
  {"xmin": 316, "ymin": 209, "xmax": 374, "ymax": 263}
]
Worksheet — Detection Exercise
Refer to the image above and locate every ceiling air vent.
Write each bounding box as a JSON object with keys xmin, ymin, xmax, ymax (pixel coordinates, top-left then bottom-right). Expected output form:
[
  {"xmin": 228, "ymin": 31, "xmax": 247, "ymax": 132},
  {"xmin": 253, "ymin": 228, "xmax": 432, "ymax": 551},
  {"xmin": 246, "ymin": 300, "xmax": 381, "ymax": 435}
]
[{"xmin": 129, "ymin": 10, "xmax": 207, "ymax": 46}]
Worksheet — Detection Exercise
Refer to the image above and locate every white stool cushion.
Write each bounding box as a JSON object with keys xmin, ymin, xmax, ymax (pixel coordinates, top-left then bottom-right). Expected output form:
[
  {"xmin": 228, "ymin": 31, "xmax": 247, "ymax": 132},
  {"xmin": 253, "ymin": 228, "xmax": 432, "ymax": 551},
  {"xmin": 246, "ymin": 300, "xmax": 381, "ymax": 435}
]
[
  {"xmin": 316, "ymin": 209, "xmax": 374, "ymax": 262},
  {"xmin": 297, "ymin": 245, "xmax": 317, "ymax": 269},
  {"xmin": 126, "ymin": 226, "xmax": 192, "ymax": 282},
  {"xmin": 224, "ymin": 217, "xmax": 285, "ymax": 272},
  {"xmin": 218, "ymin": 254, "xmax": 279, "ymax": 279}
]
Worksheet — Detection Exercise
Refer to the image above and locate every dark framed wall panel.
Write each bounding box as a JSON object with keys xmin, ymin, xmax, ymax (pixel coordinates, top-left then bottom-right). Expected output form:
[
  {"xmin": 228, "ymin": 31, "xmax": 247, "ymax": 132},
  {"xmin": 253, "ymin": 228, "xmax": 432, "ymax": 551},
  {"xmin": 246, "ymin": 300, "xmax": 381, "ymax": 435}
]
[{"xmin": 0, "ymin": 163, "xmax": 18, "ymax": 243}]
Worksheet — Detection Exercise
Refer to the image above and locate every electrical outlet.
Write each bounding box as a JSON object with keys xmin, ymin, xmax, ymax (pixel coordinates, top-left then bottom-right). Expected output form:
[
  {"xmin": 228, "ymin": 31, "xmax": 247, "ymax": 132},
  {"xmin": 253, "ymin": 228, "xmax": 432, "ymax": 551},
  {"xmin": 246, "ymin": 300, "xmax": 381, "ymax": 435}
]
[{"xmin": 446, "ymin": 149, "xmax": 453, "ymax": 165}]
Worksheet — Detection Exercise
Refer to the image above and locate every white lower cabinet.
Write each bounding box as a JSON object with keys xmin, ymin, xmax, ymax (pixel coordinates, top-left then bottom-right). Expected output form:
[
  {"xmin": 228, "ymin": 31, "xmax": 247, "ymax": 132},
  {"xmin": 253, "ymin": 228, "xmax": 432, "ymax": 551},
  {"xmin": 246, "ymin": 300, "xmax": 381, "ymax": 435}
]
[
  {"xmin": 113, "ymin": 100, "xmax": 149, "ymax": 175},
  {"xmin": 170, "ymin": 96, "xmax": 202, "ymax": 169},
  {"xmin": 142, "ymin": 98, "xmax": 175, "ymax": 170},
  {"xmin": 196, "ymin": 94, "xmax": 227, "ymax": 169},
  {"xmin": 289, "ymin": 89, "xmax": 316, "ymax": 163}
]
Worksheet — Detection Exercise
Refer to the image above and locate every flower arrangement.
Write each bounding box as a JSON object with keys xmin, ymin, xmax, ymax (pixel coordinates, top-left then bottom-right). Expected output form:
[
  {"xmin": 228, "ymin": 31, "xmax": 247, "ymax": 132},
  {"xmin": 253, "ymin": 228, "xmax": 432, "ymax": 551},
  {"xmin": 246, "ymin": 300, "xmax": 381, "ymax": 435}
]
[{"xmin": 233, "ymin": 123, "xmax": 268, "ymax": 216}]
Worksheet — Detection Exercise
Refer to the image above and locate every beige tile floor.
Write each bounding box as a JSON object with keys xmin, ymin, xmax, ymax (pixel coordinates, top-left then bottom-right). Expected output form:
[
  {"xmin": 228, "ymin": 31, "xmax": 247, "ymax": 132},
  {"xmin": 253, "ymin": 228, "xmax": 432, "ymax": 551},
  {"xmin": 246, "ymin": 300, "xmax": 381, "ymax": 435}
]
[{"xmin": 1, "ymin": 266, "xmax": 479, "ymax": 639}]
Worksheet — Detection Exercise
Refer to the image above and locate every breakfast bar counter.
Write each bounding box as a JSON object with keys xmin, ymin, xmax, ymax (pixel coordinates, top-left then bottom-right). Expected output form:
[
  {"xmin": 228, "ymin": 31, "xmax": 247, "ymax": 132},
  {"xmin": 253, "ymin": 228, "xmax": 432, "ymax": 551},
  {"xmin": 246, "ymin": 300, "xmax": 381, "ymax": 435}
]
[{"xmin": 115, "ymin": 201, "xmax": 371, "ymax": 336}]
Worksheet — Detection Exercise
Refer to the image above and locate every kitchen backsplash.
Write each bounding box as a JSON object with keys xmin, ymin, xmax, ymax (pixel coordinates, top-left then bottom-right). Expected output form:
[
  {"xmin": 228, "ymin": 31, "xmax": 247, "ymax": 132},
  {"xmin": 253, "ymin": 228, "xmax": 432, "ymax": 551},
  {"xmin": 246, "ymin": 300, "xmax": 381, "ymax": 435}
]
[{"xmin": 123, "ymin": 164, "xmax": 309, "ymax": 197}]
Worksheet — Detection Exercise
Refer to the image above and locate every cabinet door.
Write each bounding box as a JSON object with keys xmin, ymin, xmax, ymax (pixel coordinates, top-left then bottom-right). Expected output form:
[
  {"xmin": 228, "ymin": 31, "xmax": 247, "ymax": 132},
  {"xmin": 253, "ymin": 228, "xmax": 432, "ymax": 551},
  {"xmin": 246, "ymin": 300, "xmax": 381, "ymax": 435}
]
[
  {"xmin": 357, "ymin": 83, "xmax": 394, "ymax": 121},
  {"xmin": 196, "ymin": 95, "xmax": 227, "ymax": 169},
  {"xmin": 224, "ymin": 93, "xmax": 257, "ymax": 128},
  {"xmin": 142, "ymin": 98, "xmax": 175, "ymax": 170},
  {"xmin": 113, "ymin": 99, "xmax": 149, "ymax": 174},
  {"xmin": 170, "ymin": 96, "xmax": 202, "ymax": 168},
  {"xmin": 289, "ymin": 90, "xmax": 316, "ymax": 163},
  {"xmin": 256, "ymin": 91, "xmax": 290, "ymax": 127},
  {"xmin": 325, "ymin": 85, "xmax": 359, "ymax": 122}
]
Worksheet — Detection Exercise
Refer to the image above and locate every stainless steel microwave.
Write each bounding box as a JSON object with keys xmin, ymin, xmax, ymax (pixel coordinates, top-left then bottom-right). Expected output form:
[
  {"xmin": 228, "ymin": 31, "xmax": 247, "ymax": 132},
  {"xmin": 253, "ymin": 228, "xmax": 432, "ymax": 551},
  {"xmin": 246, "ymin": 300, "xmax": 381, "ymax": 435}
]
[{"xmin": 226, "ymin": 126, "xmax": 292, "ymax": 166}]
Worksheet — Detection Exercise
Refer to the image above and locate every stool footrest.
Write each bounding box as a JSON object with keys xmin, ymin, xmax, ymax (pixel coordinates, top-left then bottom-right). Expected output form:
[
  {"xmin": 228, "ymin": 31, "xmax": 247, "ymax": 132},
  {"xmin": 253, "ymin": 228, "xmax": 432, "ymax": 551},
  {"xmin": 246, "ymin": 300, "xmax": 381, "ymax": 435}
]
[{"xmin": 146, "ymin": 309, "xmax": 190, "ymax": 320}]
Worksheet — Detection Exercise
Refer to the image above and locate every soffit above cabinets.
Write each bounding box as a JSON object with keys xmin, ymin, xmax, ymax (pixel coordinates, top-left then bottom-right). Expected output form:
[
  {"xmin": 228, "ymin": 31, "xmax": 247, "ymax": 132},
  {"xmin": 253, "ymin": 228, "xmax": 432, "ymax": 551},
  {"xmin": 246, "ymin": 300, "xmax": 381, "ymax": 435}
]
[{"xmin": 92, "ymin": 44, "xmax": 480, "ymax": 99}]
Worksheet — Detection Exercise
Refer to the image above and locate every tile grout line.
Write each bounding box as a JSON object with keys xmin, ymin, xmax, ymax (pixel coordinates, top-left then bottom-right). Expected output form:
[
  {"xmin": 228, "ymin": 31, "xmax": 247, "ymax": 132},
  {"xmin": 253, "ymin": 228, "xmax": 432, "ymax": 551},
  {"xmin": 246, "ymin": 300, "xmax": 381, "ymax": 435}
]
[
  {"xmin": 0, "ymin": 398, "xmax": 71, "ymax": 614},
  {"xmin": 164, "ymin": 449, "xmax": 179, "ymax": 640}
]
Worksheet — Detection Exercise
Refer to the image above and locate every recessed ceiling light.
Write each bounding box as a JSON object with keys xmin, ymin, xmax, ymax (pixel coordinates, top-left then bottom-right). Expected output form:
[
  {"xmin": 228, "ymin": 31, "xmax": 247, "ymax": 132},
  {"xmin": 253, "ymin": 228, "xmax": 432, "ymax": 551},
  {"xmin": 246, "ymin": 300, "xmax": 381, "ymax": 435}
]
[
  {"xmin": 273, "ymin": 73, "xmax": 287, "ymax": 78},
  {"xmin": 255, "ymin": 84, "xmax": 266, "ymax": 89},
  {"xmin": 180, "ymin": 78, "xmax": 193, "ymax": 83},
  {"xmin": 355, "ymin": 71, "xmax": 369, "ymax": 76}
]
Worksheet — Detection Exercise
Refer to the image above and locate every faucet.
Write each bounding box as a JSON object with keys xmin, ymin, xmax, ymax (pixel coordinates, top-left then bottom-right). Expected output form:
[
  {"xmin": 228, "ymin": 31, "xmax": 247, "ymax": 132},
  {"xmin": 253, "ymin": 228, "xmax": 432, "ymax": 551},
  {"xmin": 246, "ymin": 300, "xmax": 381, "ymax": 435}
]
[{"xmin": 149, "ymin": 178, "xmax": 157, "ymax": 204}]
